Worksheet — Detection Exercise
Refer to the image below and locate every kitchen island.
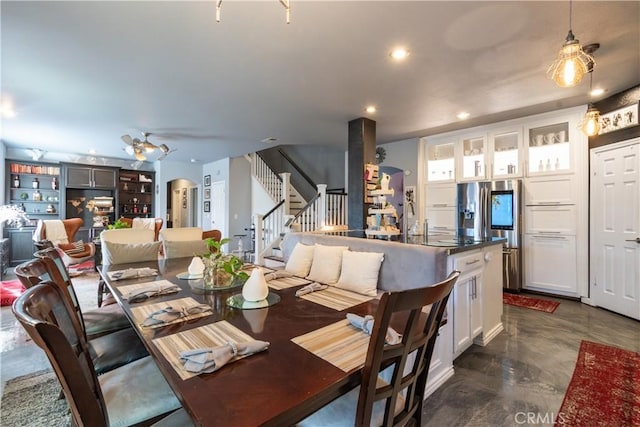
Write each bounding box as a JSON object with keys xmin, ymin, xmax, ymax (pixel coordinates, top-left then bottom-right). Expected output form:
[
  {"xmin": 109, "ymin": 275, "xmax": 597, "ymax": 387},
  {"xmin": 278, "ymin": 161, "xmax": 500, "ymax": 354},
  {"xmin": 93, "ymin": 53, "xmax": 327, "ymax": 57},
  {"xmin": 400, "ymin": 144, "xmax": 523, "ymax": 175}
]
[{"xmin": 280, "ymin": 232, "xmax": 505, "ymax": 398}]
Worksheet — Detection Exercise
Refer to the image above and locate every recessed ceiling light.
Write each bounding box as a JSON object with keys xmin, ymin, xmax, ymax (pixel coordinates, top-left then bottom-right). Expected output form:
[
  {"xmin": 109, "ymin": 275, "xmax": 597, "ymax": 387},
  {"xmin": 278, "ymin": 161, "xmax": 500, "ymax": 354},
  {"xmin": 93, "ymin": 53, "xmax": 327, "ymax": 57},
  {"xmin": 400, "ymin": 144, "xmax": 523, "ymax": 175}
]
[
  {"xmin": 590, "ymin": 88, "xmax": 605, "ymax": 97},
  {"xmin": 88, "ymin": 149, "xmax": 96, "ymax": 155},
  {"xmin": 0, "ymin": 97, "xmax": 16, "ymax": 118},
  {"xmin": 261, "ymin": 137, "xmax": 278, "ymax": 143},
  {"xmin": 190, "ymin": 158, "xmax": 199, "ymax": 163},
  {"xmin": 365, "ymin": 106, "xmax": 377, "ymax": 114},
  {"xmin": 390, "ymin": 48, "xmax": 410, "ymax": 60},
  {"xmin": 457, "ymin": 112, "xmax": 470, "ymax": 120}
]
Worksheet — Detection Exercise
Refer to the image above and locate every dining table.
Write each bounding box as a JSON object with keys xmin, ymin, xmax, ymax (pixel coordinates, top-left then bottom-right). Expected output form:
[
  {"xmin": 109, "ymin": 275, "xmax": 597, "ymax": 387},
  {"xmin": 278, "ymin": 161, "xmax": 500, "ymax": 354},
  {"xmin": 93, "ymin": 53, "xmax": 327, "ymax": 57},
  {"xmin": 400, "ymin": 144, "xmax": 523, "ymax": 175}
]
[{"xmin": 98, "ymin": 256, "xmax": 384, "ymax": 426}]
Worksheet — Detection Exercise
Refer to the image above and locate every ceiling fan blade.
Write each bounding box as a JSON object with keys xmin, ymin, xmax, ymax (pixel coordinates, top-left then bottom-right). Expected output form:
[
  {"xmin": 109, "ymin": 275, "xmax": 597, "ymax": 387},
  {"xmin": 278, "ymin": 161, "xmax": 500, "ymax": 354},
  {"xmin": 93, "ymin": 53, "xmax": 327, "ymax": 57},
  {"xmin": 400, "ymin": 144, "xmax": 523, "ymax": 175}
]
[
  {"xmin": 121, "ymin": 134, "xmax": 134, "ymax": 145},
  {"xmin": 124, "ymin": 145, "xmax": 135, "ymax": 155}
]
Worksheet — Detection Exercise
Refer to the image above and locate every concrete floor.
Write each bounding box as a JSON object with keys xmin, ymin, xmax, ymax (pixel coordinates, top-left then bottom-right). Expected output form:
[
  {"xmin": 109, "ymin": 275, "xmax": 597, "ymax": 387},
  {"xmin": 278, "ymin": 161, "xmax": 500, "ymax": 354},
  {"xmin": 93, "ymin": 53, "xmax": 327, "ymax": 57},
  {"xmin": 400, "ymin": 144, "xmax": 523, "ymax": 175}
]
[{"xmin": 1, "ymin": 274, "xmax": 639, "ymax": 426}]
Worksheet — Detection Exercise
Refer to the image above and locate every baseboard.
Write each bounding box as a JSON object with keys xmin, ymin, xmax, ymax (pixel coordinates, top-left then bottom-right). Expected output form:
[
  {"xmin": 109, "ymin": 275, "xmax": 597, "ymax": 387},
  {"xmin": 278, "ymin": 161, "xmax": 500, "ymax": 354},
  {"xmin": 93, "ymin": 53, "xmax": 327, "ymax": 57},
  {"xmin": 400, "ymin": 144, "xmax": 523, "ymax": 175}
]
[
  {"xmin": 423, "ymin": 366, "xmax": 454, "ymax": 399},
  {"xmin": 474, "ymin": 323, "xmax": 504, "ymax": 347}
]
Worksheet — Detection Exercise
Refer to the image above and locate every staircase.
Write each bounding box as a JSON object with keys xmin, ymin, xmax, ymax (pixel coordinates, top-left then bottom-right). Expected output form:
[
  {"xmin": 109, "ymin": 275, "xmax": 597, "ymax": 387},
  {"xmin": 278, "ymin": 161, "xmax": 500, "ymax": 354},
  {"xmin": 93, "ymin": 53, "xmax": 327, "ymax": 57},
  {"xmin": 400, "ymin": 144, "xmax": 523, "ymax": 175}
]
[{"xmin": 249, "ymin": 152, "xmax": 348, "ymax": 264}]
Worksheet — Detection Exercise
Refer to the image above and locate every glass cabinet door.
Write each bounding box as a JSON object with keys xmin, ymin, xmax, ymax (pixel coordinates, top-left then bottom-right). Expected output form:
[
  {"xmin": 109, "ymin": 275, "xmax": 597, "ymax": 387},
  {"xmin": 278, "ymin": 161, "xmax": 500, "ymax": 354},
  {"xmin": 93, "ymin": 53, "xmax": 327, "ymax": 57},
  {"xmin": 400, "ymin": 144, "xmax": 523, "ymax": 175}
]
[
  {"xmin": 426, "ymin": 141, "xmax": 455, "ymax": 182},
  {"xmin": 491, "ymin": 130, "xmax": 521, "ymax": 178},
  {"xmin": 526, "ymin": 121, "xmax": 571, "ymax": 175},
  {"xmin": 460, "ymin": 136, "xmax": 487, "ymax": 180}
]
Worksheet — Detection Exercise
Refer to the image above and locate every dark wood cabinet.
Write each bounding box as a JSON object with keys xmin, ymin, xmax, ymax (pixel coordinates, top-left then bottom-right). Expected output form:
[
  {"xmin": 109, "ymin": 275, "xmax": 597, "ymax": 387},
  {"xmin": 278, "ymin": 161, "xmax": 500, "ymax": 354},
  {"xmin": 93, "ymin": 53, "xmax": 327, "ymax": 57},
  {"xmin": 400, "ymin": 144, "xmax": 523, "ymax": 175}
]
[
  {"xmin": 118, "ymin": 170, "xmax": 155, "ymax": 218},
  {"xmin": 5, "ymin": 228, "xmax": 36, "ymax": 266},
  {"xmin": 65, "ymin": 165, "xmax": 117, "ymax": 189}
]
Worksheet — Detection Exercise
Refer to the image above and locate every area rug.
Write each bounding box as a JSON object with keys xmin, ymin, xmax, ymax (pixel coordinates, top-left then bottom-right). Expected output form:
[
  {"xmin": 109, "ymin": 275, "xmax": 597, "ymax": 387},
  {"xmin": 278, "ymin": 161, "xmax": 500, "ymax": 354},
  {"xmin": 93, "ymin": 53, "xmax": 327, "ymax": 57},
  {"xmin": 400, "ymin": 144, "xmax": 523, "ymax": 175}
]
[
  {"xmin": 556, "ymin": 340, "xmax": 640, "ymax": 426},
  {"xmin": 0, "ymin": 279, "xmax": 26, "ymax": 306},
  {"xmin": 503, "ymin": 292, "xmax": 559, "ymax": 313},
  {"xmin": 0, "ymin": 370, "xmax": 70, "ymax": 427}
]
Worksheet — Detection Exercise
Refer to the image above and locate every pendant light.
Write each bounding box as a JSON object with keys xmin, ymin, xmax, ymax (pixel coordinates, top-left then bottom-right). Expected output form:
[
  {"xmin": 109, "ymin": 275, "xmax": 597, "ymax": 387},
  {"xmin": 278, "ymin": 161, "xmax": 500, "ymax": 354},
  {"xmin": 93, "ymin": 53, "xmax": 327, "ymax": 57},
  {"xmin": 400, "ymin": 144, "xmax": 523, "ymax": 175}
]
[
  {"xmin": 547, "ymin": 0, "xmax": 595, "ymax": 88},
  {"xmin": 581, "ymin": 49, "xmax": 601, "ymax": 137}
]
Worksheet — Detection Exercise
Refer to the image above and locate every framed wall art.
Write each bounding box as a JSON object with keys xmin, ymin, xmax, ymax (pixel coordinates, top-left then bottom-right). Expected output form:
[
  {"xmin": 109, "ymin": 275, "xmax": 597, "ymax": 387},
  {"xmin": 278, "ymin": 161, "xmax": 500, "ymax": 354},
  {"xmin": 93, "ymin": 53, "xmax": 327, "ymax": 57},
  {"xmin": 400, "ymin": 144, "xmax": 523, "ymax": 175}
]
[
  {"xmin": 204, "ymin": 201, "xmax": 210, "ymax": 212},
  {"xmin": 599, "ymin": 102, "xmax": 639, "ymax": 135},
  {"xmin": 204, "ymin": 175, "xmax": 211, "ymax": 186},
  {"xmin": 204, "ymin": 188, "xmax": 211, "ymax": 200}
]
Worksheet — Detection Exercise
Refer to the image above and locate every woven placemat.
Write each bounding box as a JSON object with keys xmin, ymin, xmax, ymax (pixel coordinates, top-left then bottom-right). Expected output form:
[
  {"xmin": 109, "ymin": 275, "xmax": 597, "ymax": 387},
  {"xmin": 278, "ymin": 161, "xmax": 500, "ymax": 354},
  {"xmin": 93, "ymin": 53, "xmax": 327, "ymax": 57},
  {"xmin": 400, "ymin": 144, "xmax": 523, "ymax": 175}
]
[
  {"xmin": 130, "ymin": 297, "xmax": 212, "ymax": 329},
  {"xmin": 298, "ymin": 286, "xmax": 375, "ymax": 311},
  {"xmin": 267, "ymin": 276, "xmax": 311, "ymax": 290},
  {"xmin": 292, "ymin": 319, "xmax": 369, "ymax": 372},
  {"xmin": 153, "ymin": 321, "xmax": 256, "ymax": 380}
]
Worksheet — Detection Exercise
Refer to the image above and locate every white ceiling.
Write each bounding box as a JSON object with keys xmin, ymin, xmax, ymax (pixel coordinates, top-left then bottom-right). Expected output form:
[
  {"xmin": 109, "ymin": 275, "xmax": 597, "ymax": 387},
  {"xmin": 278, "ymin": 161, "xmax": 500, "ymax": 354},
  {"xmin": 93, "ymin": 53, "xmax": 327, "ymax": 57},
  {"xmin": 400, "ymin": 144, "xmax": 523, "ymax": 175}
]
[{"xmin": 1, "ymin": 1, "xmax": 639, "ymax": 164}]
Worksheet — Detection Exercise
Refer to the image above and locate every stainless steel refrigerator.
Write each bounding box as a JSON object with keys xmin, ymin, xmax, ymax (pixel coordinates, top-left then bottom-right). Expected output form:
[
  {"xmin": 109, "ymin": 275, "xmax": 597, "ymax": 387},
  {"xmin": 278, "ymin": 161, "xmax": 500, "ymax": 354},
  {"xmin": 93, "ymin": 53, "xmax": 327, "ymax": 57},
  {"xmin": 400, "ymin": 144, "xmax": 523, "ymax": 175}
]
[{"xmin": 457, "ymin": 180, "xmax": 523, "ymax": 291}]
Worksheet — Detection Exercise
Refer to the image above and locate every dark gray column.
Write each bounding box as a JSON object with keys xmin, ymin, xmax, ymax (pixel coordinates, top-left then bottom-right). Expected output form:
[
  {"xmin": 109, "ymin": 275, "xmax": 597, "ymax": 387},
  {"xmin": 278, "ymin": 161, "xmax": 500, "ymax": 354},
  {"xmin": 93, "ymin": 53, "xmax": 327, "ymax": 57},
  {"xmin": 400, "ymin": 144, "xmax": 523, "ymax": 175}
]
[{"xmin": 348, "ymin": 117, "xmax": 376, "ymax": 230}]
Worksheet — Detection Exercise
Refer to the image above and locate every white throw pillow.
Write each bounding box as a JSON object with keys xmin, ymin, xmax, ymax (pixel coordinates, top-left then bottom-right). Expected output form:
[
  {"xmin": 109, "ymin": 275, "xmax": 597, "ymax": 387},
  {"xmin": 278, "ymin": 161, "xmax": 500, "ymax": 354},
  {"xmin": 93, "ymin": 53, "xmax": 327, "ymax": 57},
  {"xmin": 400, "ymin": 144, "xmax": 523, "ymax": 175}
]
[
  {"xmin": 306, "ymin": 244, "xmax": 349, "ymax": 284},
  {"xmin": 285, "ymin": 243, "xmax": 315, "ymax": 277},
  {"xmin": 336, "ymin": 250, "xmax": 384, "ymax": 296}
]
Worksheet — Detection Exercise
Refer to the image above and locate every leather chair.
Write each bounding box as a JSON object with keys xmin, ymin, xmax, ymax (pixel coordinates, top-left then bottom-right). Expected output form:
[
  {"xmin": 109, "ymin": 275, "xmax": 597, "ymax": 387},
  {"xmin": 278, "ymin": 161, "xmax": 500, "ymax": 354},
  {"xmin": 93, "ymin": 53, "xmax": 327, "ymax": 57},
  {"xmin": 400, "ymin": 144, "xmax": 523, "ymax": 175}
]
[
  {"xmin": 33, "ymin": 218, "xmax": 96, "ymax": 267},
  {"xmin": 17, "ymin": 254, "xmax": 148, "ymax": 375},
  {"xmin": 12, "ymin": 282, "xmax": 183, "ymax": 426},
  {"xmin": 298, "ymin": 271, "xmax": 460, "ymax": 427},
  {"xmin": 118, "ymin": 217, "xmax": 164, "ymax": 241}
]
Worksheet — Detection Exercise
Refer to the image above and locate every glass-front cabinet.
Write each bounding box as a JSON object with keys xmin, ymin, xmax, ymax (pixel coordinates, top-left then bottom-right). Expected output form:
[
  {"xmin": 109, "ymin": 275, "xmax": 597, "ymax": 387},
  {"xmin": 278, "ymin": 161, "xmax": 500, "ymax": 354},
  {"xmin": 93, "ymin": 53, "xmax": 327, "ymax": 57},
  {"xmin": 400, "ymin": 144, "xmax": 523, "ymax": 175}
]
[
  {"xmin": 525, "ymin": 120, "xmax": 571, "ymax": 175},
  {"xmin": 459, "ymin": 135, "xmax": 487, "ymax": 180},
  {"xmin": 426, "ymin": 140, "xmax": 455, "ymax": 183},
  {"xmin": 489, "ymin": 129, "xmax": 522, "ymax": 178}
]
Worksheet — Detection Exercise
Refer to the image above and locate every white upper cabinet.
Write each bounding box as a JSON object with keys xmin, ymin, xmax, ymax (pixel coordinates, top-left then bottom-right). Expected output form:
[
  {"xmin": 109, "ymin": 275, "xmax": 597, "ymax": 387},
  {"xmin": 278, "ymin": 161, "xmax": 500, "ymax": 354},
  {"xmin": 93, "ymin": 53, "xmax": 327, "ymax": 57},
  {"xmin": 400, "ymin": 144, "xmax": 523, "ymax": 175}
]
[
  {"xmin": 459, "ymin": 135, "xmax": 488, "ymax": 181},
  {"xmin": 524, "ymin": 113, "xmax": 578, "ymax": 176},
  {"xmin": 489, "ymin": 128, "xmax": 523, "ymax": 179},
  {"xmin": 426, "ymin": 139, "xmax": 456, "ymax": 183}
]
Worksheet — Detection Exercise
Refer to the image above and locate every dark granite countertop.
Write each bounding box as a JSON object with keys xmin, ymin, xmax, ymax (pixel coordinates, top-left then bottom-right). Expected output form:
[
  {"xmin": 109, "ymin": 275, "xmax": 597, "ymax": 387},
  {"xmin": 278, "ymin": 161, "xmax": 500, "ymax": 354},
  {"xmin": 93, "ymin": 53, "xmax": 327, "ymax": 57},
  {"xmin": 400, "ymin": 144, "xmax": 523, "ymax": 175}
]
[{"xmin": 309, "ymin": 230, "xmax": 506, "ymax": 255}]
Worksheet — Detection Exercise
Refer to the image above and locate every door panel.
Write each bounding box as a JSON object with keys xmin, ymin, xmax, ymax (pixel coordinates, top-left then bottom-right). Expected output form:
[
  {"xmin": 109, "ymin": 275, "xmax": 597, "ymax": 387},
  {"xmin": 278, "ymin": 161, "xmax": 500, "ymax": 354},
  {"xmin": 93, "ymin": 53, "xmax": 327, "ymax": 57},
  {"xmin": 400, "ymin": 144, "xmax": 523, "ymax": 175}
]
[{"xmin": 591, "ymin": 139, "xmax": 640, "ymax": 320}]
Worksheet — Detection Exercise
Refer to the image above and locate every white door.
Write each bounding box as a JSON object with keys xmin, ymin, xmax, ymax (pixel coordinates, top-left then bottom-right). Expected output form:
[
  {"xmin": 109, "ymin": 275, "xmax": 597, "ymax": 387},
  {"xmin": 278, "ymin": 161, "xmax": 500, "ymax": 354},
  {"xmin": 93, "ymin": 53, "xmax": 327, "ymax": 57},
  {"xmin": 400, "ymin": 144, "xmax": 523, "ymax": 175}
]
[
  {"xmin": 590, "ymin": 138, "xmax": 640, "ymax": 320},
  {"xmin": 172, "ymin": 189, "xmax": 182, "ymax": 227},
  {"xmin": 210, "ymin": 181, "xmax": 226, "ymax": 238}
]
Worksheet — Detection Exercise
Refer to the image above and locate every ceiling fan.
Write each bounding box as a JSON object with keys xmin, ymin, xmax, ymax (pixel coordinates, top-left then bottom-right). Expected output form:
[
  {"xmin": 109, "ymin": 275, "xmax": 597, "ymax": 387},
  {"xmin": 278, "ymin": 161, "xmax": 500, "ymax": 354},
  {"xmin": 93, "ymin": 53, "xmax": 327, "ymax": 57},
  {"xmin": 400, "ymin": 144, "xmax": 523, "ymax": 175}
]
[{"xmin": 121, "ymin": 132, "xmax": 175, "ymax": 161}]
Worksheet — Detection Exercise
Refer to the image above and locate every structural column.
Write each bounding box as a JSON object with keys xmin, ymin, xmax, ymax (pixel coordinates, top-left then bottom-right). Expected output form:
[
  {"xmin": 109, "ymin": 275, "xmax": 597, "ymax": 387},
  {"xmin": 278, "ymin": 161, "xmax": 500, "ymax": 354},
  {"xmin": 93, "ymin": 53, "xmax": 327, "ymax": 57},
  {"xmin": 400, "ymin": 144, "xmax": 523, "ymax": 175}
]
[{"xmin": 348, "ymin": 117, "xmax": 376, "ymax": 230}]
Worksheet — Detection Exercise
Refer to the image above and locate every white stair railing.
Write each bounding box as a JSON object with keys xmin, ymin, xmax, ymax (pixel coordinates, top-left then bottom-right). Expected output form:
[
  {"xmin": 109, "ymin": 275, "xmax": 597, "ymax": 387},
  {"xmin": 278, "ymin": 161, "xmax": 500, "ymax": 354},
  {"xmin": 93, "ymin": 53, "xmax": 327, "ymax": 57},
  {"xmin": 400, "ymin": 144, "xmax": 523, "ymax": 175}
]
[
  {"xmin": 253, "ymin": 200, "xmax": 285, "ymax": 265},
  {"xmin": 287, "ymin": 185, "xmax": 348, "ymax": 232},
  {"xmin": 251, "ymin": 152, "xmax": 282, "ymax": 202}
]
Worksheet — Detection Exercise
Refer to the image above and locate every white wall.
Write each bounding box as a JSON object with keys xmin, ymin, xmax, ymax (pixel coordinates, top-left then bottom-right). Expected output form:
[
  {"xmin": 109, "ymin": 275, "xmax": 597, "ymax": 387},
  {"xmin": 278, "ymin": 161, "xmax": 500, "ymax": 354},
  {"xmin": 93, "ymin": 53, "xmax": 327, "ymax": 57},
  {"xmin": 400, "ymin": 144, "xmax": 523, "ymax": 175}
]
[{"xmin": 202, "ymin": 158, "xmax": 230, "ymax": 236}]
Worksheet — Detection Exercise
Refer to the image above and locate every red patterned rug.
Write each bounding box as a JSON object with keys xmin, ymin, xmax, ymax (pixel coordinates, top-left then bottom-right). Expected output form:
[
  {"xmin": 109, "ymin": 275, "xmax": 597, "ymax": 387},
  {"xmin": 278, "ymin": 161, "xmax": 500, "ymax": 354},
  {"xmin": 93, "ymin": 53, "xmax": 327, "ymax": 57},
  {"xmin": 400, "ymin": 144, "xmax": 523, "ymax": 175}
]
[
  {"xmin": 0, "ymin": 279, "xmax": 26, "ymax": 306},
  {"xmin": 503, "ymin": 292, "xmax": 559, "ymax": 313},
  {"xmin": 556, "ymin": 340, "xmax": 640, "ymax": 426}
]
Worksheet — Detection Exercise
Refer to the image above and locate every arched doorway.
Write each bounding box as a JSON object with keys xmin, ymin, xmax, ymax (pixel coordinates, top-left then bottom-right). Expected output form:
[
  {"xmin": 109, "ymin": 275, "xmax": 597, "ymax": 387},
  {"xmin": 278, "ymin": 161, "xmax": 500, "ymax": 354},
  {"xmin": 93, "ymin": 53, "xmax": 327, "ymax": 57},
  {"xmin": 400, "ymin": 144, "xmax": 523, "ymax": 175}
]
[{"xmin": 166, "ymin": 178, "xmax": 198, "ymax": 228}]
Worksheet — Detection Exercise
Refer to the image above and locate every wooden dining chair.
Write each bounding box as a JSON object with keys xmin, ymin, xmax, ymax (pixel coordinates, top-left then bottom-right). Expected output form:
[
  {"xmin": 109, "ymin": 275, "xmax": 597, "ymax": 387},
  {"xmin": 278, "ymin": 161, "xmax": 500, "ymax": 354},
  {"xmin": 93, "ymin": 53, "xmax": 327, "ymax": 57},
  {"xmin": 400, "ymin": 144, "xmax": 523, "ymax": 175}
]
[
  {"xmin": 25, "ymin": 253, "xmax": 148, "ymax": 375},
  {"xmin": 12, "ymin": 281, "xmax": 184, "ymax": 427},
  {"xmin": 298, "ymin": 270, "xmax": 460, "ymax": 427}
]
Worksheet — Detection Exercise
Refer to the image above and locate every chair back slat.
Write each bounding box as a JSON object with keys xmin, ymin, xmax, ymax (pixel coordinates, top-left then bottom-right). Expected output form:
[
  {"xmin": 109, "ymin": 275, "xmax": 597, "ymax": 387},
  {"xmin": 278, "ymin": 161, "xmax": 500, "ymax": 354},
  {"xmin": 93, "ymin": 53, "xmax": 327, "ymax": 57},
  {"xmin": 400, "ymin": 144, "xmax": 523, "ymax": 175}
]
[
  {"xmin": 357, "ymin": 270, "xmax": 460, "ymax": 427},
  {"xmin": 14, "ymin": 259, "xmax": 52, "ymax": 288},
  {"xmin": 12, "ymin": 282, "xmax": 107, "ymax": 426}
]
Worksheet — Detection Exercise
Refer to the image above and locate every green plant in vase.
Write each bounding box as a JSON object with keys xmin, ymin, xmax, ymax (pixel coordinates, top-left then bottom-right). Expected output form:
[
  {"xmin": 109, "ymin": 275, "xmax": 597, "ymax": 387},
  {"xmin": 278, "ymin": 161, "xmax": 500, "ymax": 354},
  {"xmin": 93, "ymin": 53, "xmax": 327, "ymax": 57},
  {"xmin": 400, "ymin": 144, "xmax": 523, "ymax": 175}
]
[
  {"xmin": 108, "ymin": 218, "xmax": 131, "ymax": 230},
  {"xmin": 201, "ymin": 237, "xmax": 249, "ymax": 288}
]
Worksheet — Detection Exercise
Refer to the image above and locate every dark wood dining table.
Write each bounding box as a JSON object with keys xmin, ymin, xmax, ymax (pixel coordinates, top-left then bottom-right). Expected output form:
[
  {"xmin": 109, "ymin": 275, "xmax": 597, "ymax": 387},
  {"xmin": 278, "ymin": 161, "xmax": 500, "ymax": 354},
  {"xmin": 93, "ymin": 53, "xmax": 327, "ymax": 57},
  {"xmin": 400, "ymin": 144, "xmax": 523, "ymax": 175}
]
[{"xmin": 99, "ymin": 257, "xmax": 380, "ymax": 426}]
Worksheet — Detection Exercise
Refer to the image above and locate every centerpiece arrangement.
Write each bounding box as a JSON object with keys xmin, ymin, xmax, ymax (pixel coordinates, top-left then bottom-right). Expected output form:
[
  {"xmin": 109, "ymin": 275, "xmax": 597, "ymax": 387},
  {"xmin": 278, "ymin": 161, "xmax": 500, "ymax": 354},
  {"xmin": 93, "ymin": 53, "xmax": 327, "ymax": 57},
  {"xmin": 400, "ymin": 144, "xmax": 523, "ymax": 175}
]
[{"xmin": 200, "ymin": 237, "xmax": 249, "ymax": 290}]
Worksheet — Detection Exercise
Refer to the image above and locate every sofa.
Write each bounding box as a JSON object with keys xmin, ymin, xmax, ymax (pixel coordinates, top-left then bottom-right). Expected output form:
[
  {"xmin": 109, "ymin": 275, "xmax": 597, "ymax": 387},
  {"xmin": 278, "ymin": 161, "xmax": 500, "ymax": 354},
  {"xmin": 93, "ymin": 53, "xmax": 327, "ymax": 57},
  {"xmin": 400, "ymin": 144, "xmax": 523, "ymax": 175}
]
[{"xmin": 281, "ymin": 233, "xmax": 449, "ymax": 292}]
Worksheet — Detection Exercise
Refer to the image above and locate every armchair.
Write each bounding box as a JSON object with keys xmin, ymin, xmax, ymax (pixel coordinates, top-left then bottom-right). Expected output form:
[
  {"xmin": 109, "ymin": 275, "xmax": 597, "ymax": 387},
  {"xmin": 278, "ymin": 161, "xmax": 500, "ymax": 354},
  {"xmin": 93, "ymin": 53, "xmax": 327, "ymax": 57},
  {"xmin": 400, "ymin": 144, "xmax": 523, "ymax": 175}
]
[{"xmin": 32, "ymin": 218, "xmax": 95, "ymax": 268}]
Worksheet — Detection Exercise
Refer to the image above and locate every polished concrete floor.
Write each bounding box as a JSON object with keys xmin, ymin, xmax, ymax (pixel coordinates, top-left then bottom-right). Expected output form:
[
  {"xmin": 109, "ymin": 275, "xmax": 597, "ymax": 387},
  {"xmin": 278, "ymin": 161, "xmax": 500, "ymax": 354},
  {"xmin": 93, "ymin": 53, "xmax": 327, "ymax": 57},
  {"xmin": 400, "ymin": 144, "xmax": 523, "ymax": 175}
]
[{"xmin": 1, "ymin": 274, "xmax": 639, "ymax": 426}]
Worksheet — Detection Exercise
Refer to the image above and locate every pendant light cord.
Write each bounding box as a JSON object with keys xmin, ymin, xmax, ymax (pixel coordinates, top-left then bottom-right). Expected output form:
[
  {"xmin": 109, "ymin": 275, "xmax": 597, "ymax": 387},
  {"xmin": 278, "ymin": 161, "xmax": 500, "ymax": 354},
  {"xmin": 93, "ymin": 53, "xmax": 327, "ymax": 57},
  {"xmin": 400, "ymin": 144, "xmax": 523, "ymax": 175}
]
[{"xmin": 569, "ymin": 0, "xmax": 572, "ymax": 31}]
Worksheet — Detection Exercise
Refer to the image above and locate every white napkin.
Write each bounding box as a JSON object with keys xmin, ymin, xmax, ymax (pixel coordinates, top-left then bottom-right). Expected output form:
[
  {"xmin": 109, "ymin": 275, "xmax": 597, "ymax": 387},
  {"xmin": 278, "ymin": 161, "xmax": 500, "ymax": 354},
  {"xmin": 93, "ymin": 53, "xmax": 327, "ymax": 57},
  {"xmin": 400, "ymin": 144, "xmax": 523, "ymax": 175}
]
[
  {"xmin": 141, "ymin": 303, "xmax": 212, "ymax": 327},
  {"xmin": 108, "ymin": 267, "xmax": 158, "ymax": 281},
  {"xmin": 346, "ymin": 313, "xmax": 402, "ymax": 345},
  {"xmin": 264, "ymin": 270, "xmax": 294, "ymax": 281},
  {"xmin": 295, "ymin": 282, "xmax": 328, "ymax": 296},
  {"xmin": 123, "ymin": 283, "xmax": 180, "ymax": 303},
  {"xmin": 179, "ymin": 340, "xmax": 270, "ymax": 374}
]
